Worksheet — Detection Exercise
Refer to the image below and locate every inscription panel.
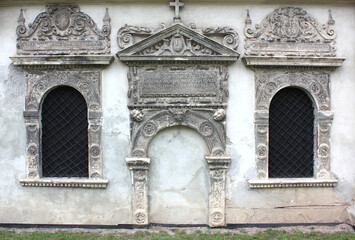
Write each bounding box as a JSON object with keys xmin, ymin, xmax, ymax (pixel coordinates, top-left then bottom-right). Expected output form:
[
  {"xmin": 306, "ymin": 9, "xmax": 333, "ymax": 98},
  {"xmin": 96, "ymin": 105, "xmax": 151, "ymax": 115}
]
[
  {"xmin": 139, "ymin": 70, "xmax": 218, "ymax": 97},
  {"xmin": 250, "ymin": 42, "xmax": 332, "ymax": 55},
  {"xmin": 129, "ymin": 65, "xmax": 228, "ymax": 106},
  {"xmin": 20, "ymin": 41, "xmax": 107, "ymax": 52}
]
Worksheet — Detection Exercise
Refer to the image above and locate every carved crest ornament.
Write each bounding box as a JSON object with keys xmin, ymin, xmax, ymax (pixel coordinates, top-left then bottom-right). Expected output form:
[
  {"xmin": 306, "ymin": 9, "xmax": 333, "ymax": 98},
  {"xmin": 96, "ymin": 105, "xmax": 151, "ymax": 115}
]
[
  {"xmin": 16, "ymin": 5, "xmax": 111, "ymax": 55},
  {"xmin": 117, "ymin": 0, "xmax": 239, "ymax": 227},
  {"xmin": 242, "ymin": 7, "xmax": 344, "ymax": 189},
  {"xmin": 11, "ymin": 5, "xmax": 114, "ymax": 188}
]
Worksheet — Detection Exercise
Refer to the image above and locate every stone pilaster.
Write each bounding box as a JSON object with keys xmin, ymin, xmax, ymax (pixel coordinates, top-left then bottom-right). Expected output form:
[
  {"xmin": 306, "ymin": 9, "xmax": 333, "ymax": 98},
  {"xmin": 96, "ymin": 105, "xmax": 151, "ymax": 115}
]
[
  {"xmin": 205, "ymin": 156, "xmax": 231, "ymax": 227},
  {"xmin": 126, "ymin": 157, "xmax": 150, "ymax": 225}
]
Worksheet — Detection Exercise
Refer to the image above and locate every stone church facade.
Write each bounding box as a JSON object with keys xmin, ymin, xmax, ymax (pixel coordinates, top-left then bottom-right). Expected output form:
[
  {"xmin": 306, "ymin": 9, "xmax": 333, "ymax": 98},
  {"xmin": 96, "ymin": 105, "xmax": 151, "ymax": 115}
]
[{"xmin": 0, "ymin": 0, "xmax": 354, "ymax": 227}]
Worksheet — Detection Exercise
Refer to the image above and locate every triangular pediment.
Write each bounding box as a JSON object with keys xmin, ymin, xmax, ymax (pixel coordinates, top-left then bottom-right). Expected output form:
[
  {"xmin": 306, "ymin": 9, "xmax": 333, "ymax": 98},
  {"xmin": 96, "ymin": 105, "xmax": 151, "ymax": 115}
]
[{"xmin": 117, "ymin": 23, "xmax": 239, "ymax": 60}]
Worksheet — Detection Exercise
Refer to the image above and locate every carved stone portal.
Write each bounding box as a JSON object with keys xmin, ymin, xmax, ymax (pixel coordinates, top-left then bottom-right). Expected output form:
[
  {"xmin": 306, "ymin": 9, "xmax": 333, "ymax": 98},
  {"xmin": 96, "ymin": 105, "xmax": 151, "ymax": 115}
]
[{"xmin": 117, "ymin": 4, "xmax": 239, "ymax": 226}]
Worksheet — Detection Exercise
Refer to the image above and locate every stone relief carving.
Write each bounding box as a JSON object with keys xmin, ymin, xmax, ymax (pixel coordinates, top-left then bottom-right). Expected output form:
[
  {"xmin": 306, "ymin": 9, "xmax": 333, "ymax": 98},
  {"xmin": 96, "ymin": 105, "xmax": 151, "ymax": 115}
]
[
  {"xmin": 118, "ymin": 25, "xmax": 238, "ymax": 54},
  {"xmin": 16, "ymin": 5, "xmax": 111, "ymax": 55},
  {"xmin": 252, "ymin": 70, "xmax": 337, "ymax": 188},
  {"xmin": 255, "ymin": 70, "xmax": 331, "ymax": 111},
  {"xmin": 117, "ymin": 1, "xmax": 239, "ymax": 227},
  {"xmin": 117, "ymin": 24, "xmax": 238, "ymax": 56},
  {"xmin": 13, "ymin": 5, "xmax": 113, "ymax": 188},
  {"xmin": 244, "ymin": 7, "xmax": 336, "ymax": 57},
  {"xmin": 244, "ymin": 7, "xmax": 342, "ymax": 189},
  {"xmin": 20, "ymin": 68, "xmax": 106, "ymax": 188}
]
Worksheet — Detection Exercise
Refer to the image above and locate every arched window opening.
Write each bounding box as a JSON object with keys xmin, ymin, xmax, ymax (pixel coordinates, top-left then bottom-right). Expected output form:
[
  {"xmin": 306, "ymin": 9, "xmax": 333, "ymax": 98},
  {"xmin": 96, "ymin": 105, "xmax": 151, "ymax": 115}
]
[
  {"xmin": 269, "ymin": 87, "xmax": 314, "ymax": 178},
  {"xmin": 41, "ymin": 86, "xmax": 88, "ymax": 177}
]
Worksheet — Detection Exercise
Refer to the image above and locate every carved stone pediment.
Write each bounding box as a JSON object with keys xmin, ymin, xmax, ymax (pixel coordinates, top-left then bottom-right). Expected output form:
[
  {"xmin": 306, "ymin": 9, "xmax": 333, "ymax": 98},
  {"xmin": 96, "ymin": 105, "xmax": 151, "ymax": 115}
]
[
  {"xmin": 244, "ymin": 7, "xmax": 336, "ymax": 57},
  {"xmin": 16, "ymin": 5, "xmax": 111, "ymax": 55},
  {"xmin": 117, "ymin": 23, "xmax": 239, "ymax": 61}
]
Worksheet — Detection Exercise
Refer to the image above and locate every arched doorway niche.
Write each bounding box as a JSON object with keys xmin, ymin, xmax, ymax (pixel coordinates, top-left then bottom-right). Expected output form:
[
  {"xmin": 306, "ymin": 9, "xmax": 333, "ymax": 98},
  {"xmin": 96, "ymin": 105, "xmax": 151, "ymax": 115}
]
[{"xmin": 148, "ymin": 126, "xmax": 209, "ymax": 224}]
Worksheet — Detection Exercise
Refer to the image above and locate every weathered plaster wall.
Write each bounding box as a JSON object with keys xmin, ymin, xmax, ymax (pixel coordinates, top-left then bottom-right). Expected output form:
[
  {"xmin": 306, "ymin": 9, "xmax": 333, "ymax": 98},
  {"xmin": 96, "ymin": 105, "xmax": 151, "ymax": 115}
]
[{"xmin": 0, "ymin": 3, "xmax": 354, "ymax": 225}]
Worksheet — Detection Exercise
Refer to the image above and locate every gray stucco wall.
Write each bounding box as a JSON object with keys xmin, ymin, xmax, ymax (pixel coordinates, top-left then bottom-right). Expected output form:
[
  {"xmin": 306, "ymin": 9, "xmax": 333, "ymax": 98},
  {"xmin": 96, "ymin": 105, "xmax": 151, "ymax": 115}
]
[{"xmin": 0, "ymin": 3, "xmax": 354, "ymax": 225}]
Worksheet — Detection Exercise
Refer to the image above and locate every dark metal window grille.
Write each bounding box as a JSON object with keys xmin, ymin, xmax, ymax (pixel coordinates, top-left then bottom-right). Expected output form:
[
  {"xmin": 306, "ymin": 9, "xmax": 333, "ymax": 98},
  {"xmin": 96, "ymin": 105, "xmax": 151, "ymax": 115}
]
[
  {"xmin": 41, "ymin": 86, "xmax": 88, "ymax": 177},
  {"xmin": 269, "ymin": 87, "xmax": 314, "ymax": 178}
]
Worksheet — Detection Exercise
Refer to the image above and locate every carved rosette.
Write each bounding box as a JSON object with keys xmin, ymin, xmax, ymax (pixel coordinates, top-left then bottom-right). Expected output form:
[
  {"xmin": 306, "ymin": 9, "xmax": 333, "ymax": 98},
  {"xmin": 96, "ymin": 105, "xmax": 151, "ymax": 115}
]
[
  {"xmin": 16, "ymin": 5, "xmax": 111, "ymax": 55},
  {"xmin": 255, "ymin": 70, "xmax": 331, "ymax": 111},
  {"xmin": 244, "ymin": 7, "xmax": 336, "ymax": 57},
  {"xmin": 130, "ymin": 109, "xmax": 226, "ymax": 159},
  {"xmin": 22, "ymin": 69, "xmax": 104, "ymax": 183},
  {"xmin": 316, "ymin": 112, "xmax": 333, "ymax": 179}
]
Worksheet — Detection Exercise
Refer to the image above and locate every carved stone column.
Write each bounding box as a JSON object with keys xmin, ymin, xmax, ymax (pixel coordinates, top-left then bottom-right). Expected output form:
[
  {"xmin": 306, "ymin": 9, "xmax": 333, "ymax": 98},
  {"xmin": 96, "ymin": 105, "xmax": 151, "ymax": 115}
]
[
  {"xmin": 126, "ymin": 158, "xmax": 150, "ymax": 225},
  {"xmin": 316, "ymin": 111, "xmax": 334, "ymax": 179},
  {"xmin": 205, "ymin": 156, "xmax": 231, "ymax": 227},
  {"xmin": 254, "ymin": 111, "xmax": 269, "ymax": 179}
]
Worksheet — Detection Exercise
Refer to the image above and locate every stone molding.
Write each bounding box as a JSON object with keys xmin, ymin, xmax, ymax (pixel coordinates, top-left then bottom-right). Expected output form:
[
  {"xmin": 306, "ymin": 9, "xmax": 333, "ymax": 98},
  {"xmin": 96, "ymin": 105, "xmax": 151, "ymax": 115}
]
[
  {"xmin": 10, "ymin": 56, "xmax": 114, "ymax": 66},
  {"xmin": 19, "ymin": 178, "xmax": 108, "ymax": 188},
  {"xmin": 16, "ymin": 5, "xmax": 111, "ymax": 55},
  {"xmin": 249, "ymin": 178, "xmax": 338, "ymax": 189},
  {"xmin": 117, "ymin": 9, "xmax": 239, "ymax": 226},
  {"xmin": 242, "ymin": 56, "xmax": 345, "ymax": 68}
]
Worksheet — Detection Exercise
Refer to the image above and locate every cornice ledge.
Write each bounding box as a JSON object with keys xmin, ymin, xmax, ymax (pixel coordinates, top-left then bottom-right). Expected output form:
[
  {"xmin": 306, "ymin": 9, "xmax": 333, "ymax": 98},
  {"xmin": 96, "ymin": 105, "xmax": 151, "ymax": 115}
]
[
  {"xmin": 249, "ymin": 178, "xmax": 338, "ymax": 189},
  {"xmin": 19, "ymin": 178, "xmax": 109, "ymax": 188},
  {"xmin": 10, "ymin": 55, "xmax": 114, "ymax": 66},
  {"xmin": 118, "ymin": 55, "xmax": 239, "ymax": 63},
  {"xmin": 242, "ymin": 56, "xmax": 345, "ymax": 68}
]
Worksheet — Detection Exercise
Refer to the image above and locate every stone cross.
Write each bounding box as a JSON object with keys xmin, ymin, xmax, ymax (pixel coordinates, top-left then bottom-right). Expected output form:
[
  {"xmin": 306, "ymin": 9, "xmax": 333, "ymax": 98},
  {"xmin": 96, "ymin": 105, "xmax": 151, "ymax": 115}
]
[{"xmin": 170, "ymin": 0, "xmax": 184, "ymax": 21}]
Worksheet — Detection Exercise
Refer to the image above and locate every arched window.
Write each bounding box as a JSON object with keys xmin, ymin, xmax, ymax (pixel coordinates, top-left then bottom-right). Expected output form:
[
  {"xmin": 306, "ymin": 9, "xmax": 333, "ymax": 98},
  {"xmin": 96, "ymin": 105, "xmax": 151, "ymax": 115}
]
[
  {"xmin": 269, "ymin": 87, "xmax": 314, "ymax": 178},
  {"xmin": 41, "ymin": 86, "xmax": 88, "ymax": 177}
]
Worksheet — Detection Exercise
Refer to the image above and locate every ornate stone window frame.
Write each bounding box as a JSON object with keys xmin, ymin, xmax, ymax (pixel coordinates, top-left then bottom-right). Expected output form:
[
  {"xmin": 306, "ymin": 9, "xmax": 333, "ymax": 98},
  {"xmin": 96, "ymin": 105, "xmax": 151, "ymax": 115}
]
[
  {"xmin": 242, "ymin": 7, "xmax": 345, "ymax": 189},
  {"xmin": 11, "ymin": 5, "xmax": 114, "ymax": 188},
  {"xmin": 117, "ymin": 2, "xmax": 239, "ymax": 227}
]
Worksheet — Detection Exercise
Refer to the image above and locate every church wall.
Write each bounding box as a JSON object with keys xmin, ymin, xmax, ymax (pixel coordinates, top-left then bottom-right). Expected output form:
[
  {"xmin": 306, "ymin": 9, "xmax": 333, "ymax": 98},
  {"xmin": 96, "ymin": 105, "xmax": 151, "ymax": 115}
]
[{"xmin": 0, "ymin": 2, "xmax": 354, "ymax": 225}]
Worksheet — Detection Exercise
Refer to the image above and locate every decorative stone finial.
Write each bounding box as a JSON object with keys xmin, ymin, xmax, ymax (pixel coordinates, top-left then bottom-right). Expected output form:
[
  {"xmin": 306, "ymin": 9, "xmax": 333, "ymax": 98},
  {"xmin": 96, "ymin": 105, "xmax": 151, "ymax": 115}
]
[
  {"xmin": 170, "ymin": 0, "xmax": 184, "ymax": 21},
  {"xmin": 328, "ymin": 9, "xmax": 335, "ymax": 25},
  {"xmin": 245, "ymin": 9, "xmax": 252, "ymax": 24},
  {"xmin": 18, "ymin": 9, "xmax": 25, "ymax": 25},
  {"xmin": 104, "ymin": 8, "xmax": 110, "ymax": 23}
]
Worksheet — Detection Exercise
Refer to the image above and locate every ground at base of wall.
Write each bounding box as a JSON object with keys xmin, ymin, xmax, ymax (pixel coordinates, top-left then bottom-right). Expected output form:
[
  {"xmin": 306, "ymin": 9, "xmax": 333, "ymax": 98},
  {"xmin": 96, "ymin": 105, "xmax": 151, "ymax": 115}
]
[{"xmin": 1, "ymin": 223, "xmax": 354, "ymax": 239}]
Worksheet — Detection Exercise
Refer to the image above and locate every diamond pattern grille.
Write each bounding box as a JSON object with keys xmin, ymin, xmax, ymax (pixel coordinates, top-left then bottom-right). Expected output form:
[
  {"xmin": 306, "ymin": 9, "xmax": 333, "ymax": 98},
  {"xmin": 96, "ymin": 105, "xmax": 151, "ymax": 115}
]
[
  {"xmin": 269, "ymin": 87, "xmax": 314, "ymax": 178},
  {"xmin": 42, "ymin": 86, "xmax": 88, "ymax": 177}
]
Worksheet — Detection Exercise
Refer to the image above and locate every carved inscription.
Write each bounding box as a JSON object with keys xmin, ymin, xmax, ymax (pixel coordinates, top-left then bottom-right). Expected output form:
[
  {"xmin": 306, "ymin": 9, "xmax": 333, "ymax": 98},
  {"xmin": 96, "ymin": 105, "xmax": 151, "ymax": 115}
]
[
  {"xmin": 139, "ymin": 69, "xmax": 218, "ymax": 97},
  {"xmin": 250, "ymin": 42, "xmax": 331, "ymax": 55},
  {"xmin": 20, "ymin": 41, "xmax": 107, "ymax": 52}
]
